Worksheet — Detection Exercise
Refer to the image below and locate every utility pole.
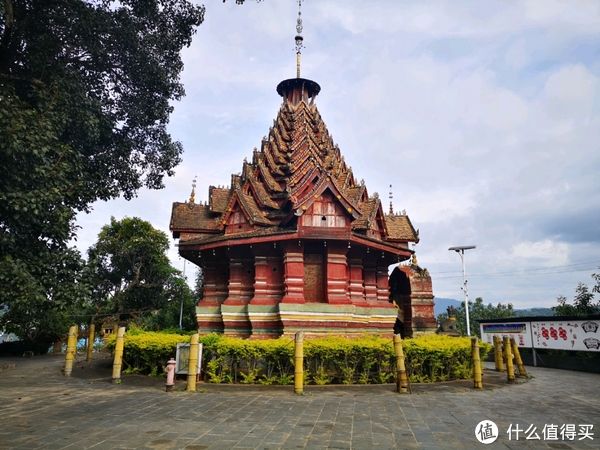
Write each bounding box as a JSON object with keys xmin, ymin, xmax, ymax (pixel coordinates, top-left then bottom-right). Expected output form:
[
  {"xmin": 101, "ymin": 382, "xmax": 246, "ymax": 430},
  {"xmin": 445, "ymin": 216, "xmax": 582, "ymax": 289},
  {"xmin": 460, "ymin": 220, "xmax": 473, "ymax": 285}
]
[{"xmin": 448, "ymin": 245, "xmax": 476, "ymax": 336}]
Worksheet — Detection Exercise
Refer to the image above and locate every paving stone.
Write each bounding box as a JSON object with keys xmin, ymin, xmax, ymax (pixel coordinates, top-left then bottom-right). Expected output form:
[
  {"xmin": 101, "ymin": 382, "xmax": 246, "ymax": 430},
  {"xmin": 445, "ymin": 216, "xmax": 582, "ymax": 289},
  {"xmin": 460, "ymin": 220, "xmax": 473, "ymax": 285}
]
[{"xmin": 0, "ymin": 355, "xmax": 598, "ymax": 449}]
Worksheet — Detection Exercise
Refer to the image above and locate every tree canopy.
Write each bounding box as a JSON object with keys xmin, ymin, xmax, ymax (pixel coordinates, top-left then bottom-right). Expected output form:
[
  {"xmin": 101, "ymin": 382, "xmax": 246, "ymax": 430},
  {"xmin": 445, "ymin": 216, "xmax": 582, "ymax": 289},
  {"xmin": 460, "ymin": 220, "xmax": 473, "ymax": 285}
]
[
  {"xmin": 87, "ymin": 217, "xmax": 172, "ymax": 315},
  {"xmin": 437, "ymin": 297, "xmax": 515, "ymax": 337},
  {"xmin": 86, "ymin": 216, "xmax": 196, "ymax": 330},
  {"xmin": 553, "ymin": 272, "xmax": 600, "ymax": 316},
  {"xmin": 0, "ymin": 0, "xmax": 204, "ymax": 343}
]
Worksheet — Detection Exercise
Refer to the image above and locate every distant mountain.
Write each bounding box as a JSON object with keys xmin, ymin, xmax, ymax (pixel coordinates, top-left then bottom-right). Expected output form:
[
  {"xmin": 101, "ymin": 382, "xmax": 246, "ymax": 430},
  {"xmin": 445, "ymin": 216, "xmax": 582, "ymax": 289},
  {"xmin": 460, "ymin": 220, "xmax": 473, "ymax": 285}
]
[
  {"xmin": 433, "ymin": 298, "xmax": 554, "ymax": 319},
  {"xmin": 434, "ymin": 297, "xmax": 461, "ymax": 317},
  {"xmin": 514, "ymin": 308, "xmax": 554, "ymax": 317}
]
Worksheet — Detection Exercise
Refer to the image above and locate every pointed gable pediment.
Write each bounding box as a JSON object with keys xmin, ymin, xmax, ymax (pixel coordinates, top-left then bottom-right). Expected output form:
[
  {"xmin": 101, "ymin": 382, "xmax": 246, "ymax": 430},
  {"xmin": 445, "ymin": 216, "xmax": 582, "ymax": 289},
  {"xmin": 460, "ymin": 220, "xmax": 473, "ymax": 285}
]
[
  {"xmin": 370, "ymin": 200, "xmax": 389, "ymax": 239},
  {"xmin": 222, "ymin": 186, "xmax": 274, "ymax": 233},
  {"xmin": 298, "ymin": 187, "xmax": 355, "ymax": 229},
  {"xmin": 293, "ymin": 174, "xmax": 360, "ymax": 219},
  {"xmin": 223, "ymin": 194, "xmax": 251, "ymax": 235}
]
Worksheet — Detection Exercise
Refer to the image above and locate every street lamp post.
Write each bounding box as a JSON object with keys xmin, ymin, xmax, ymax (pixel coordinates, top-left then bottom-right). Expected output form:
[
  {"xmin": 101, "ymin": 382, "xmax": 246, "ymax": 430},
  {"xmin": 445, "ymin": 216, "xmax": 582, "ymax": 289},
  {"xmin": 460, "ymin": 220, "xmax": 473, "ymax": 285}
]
[{"xmin": 448, "ymin": 245, "xmax": 476, "ymax": 336}]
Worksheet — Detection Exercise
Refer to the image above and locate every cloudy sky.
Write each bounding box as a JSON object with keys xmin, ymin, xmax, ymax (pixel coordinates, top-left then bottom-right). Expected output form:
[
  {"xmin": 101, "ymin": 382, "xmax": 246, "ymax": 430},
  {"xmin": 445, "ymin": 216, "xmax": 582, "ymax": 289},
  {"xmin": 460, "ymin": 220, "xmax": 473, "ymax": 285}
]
[{"xmin": 75, "ymin": 0, "xmax": 600, "ymax": 309}]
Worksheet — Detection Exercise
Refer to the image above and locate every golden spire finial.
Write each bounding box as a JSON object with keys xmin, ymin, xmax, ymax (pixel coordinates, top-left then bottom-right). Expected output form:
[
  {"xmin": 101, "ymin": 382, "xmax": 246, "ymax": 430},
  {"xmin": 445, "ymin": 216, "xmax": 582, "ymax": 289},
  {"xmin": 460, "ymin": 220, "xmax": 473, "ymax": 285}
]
[
  {"xmin": 188, "ymin": 176, "xmax": 197, "ymax": 204},
  {"xmin": 388, "ymin": 184, "xmax": 394, "ymax": 215},
  {"xmin": 295, "ymin": 0, "xmax": 304, "ymax": 78}
]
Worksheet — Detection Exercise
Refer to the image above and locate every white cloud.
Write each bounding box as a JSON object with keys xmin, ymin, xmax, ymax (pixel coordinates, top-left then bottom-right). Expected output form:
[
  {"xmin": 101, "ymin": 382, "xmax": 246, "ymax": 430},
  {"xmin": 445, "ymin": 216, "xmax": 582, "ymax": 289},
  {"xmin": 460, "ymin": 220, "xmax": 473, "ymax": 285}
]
[
  {"xmin": 511, "ymin": 240, "xmax": 570, "ymax": 267},
  {"xmin": 72, "ymin": 1, "xmax": 600, "ymax": 307},
  {"xmin": 542, "ymin": 64, "xmax": 598, "ymax": 119}
]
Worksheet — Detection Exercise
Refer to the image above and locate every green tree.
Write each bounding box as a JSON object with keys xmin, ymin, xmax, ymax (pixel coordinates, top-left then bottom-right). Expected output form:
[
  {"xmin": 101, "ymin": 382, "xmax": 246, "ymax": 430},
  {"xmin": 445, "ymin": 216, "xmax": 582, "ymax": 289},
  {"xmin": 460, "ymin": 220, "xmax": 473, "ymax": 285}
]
[
  {"xmin": 87, "ymin": 217, "xmax": 171, "ymax": 318},
  {"xmin": 437, "ymin": 297, "xmax": 515, "ymax": 337},
  {"xmin": 140, "ymin": 274, "xmax": 197, "ymax": 331},
  {"xmin": 553, "ymin": 273, "xmax": 600, "ymax": 316},
  {"xmin": 0, "ymin": 247, "xmax": 88, "ymax": 348},
  {"xmin": 0, "ymin": 0, "xmax": 204, "ymax": 342},
  {"xmin": 86, "ymin": 217, "xmax": 196, "ymax": 330}
]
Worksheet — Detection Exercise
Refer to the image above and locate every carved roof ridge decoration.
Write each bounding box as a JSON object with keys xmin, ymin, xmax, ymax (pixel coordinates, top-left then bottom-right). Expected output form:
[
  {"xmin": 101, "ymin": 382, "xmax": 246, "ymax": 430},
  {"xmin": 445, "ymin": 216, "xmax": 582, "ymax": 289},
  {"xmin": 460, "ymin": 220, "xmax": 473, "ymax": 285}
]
[
  {"xmin": 288, "ymin": 158, "xmax": 318, "ymax": 190},
  {"xmin": 262, "ymin": 138, "xmax": 284, "ymax": 176},
  {"xmin": 257, "ymin": 154, "xmax": 283, "ymax": 193},
  {"xmin": 270, "ymin": 124, "xmax": 289, "ymax": 159},
  {"xmin": 248, "ymin": 176, "xmax": 279, "ymax": 210}
]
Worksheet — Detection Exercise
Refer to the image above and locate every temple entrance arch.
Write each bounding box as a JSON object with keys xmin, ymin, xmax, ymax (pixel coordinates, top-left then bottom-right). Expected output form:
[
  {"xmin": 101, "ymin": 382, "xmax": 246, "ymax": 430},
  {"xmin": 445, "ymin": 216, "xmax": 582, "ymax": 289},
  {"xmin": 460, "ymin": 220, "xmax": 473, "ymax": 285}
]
[{"xmin": 389, "ymin": 266, "xmax": 413, "ymax": 337}]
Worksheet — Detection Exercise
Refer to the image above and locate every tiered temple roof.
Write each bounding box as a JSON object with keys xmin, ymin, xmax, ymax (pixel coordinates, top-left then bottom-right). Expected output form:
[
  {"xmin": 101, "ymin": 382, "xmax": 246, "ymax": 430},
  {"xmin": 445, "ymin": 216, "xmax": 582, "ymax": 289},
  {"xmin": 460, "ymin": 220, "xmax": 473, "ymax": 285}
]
[{"xmin": 171, "ymin": 97, "xmax": 418, "ymax": 248}]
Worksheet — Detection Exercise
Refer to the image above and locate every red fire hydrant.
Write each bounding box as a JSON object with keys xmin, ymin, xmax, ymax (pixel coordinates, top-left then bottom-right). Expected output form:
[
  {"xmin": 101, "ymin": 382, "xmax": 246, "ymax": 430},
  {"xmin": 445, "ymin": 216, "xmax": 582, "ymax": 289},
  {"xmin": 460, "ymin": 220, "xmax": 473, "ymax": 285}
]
[{"xmin": 165, "ymin": 358, "xmax": 176, "ymax": 392}]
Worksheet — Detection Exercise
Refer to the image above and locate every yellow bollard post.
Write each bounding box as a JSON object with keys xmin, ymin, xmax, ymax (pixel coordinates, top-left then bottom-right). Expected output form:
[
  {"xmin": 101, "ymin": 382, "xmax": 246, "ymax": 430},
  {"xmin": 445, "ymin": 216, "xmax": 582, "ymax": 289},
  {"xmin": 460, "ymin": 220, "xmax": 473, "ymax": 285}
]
[
  {"xmin": 187, "ymin": 333, "xmax": 199, "ymax": 392},
  {"xmin": 503, "ymin": 336, "xmax": 515, "ymax": 383},
  {"xmin": 112, "ymin": 326, "xmax": 126, "ymax": 384},
  {"xmin": 86, "ymin": 323, "xmax": 95, "ymax": 362},
  {"xmin": 493, "ymin": 336, "xmax": 505, "ymax": 372},
  {"xmin": 64, "ymin": 325, "xmax": 78, "ymax": 376},
  {"xmin": 471, "ymin": 337, "xmax": 483, "ymax": 389},
  {"xmin": 510, "ymin": 337, "xmax": 527, "ymax": 378},
  {"xmin": 294, "ymin": 331, "xmax": 304, "ymax": 395},
  {"xmin": 393, "ymin": 334, "xmax": 409, "ymax": 393}
]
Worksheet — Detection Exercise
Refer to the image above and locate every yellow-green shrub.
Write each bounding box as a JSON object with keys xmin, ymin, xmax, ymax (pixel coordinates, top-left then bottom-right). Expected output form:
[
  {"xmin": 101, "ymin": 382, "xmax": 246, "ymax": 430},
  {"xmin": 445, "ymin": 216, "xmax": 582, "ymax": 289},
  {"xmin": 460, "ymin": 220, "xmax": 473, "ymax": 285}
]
[
  {"xmin": 105, "ymin": 331, "xmax": 489, "ymax": 383},
  {"xmin": 104, "ymin": 328, "xmax": 223, "ymax": 376},
  {"xmin": 404, "ymin": 335, "xmax": 490, "ymax": 382}
]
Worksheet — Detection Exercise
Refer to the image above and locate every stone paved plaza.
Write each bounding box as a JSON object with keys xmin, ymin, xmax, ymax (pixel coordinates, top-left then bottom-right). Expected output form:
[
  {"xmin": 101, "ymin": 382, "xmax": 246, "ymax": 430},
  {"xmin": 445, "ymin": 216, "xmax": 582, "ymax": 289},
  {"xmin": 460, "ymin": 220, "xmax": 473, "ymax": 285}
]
[{"xmin": 0, "ymin": 354, "xmax": 598, "ymax": 449}]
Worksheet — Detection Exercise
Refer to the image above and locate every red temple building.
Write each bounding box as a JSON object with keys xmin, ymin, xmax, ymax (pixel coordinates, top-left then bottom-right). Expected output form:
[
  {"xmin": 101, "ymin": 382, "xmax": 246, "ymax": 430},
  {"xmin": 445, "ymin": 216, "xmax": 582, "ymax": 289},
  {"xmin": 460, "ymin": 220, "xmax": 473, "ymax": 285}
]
[{"xmin": 169, "ymin": 8, "xmax": 436, "ymax": 338}]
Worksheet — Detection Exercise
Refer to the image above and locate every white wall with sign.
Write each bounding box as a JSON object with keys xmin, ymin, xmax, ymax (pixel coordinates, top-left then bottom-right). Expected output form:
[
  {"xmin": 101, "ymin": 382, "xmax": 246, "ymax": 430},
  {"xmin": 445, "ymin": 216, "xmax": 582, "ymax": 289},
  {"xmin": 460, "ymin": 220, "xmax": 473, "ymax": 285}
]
[
  {"xmin": 480, "ymin": 322, "xmax": 533, "ymax": 348},
  {"xmin": 480, "ymin": 319, "xmax": 600, "ymax": 352}
]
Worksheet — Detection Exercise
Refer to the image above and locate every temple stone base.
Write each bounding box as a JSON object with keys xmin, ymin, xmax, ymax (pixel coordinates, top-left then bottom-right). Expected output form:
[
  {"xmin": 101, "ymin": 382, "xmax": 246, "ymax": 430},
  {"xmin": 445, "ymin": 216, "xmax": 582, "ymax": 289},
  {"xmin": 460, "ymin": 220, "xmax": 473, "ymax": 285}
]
[
  {"xmin": 220, "ymin": 304, "xmax": 252, "ymax": 338},
  {"xmin": 196, "ymin": 305, "xmax": 224, "ymax": 334},
  {"xmin": 198, "ymin": 303, "xmax": 397, "ymax": 337},
  {"xmin": 247, "ymin": 304, "xmax": 283, "ymax": 338}
]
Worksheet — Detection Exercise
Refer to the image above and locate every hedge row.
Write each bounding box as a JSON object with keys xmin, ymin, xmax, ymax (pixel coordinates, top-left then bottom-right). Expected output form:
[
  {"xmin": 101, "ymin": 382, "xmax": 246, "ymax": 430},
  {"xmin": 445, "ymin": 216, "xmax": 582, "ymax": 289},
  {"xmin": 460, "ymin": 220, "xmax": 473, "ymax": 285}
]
[{"xmin": 105, "ymin": 330, "xmax": 490, "ymax": 383}]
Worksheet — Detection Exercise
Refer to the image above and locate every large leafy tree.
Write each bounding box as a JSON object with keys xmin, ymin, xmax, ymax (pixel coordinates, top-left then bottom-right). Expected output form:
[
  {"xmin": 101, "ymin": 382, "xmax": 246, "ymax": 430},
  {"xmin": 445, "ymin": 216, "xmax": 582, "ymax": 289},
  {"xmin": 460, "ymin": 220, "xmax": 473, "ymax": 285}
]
[
  {"xmin": 553, "ymin": 272, "xmax": 600, "ymax": 316},
  {"xmin": 437, "ymin": 297, "xmax": 515, "ymax": 337},
  {"xmin": 139, "ymin": 274, "xmax": 197, "ymax": 331},
  {"xmin": 87, "ymin": 217, "xmax": 174, "ymax": 318},
  {"xmin": 0, "ymin": 1, "xmax": 204, "ymax": 342}
]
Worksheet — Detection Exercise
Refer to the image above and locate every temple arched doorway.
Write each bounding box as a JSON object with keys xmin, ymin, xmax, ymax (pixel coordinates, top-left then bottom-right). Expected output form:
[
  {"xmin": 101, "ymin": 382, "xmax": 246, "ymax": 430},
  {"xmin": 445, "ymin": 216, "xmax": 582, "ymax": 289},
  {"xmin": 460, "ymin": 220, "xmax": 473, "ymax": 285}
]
[{"xmin": 389, "ymin": 266, "xmax": 412, "ymax": 337}]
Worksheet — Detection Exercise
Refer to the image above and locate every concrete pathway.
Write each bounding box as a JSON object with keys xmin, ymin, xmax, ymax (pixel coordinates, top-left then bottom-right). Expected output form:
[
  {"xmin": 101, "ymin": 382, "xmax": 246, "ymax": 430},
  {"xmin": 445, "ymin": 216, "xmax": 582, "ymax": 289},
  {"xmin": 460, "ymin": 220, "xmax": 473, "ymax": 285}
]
[{"xmin": 0, "ymin": 354, "xmax": 598, "ymax": 449}]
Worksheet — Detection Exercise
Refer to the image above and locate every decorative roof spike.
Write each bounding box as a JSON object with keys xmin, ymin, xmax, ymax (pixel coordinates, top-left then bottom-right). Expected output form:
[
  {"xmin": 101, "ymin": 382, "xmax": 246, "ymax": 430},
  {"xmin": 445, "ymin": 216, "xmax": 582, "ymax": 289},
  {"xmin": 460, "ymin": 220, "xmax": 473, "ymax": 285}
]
[
  {"xmin": 295, "ymin": 0, "xmax": 304, "ymax": 78},
  {"xmin": 188, "ymin": 175, "xmax": 197, "ymax": 204},
  {"xmin": 388, "ymin": 184, "xmax": 394, "ymax": 215}
]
